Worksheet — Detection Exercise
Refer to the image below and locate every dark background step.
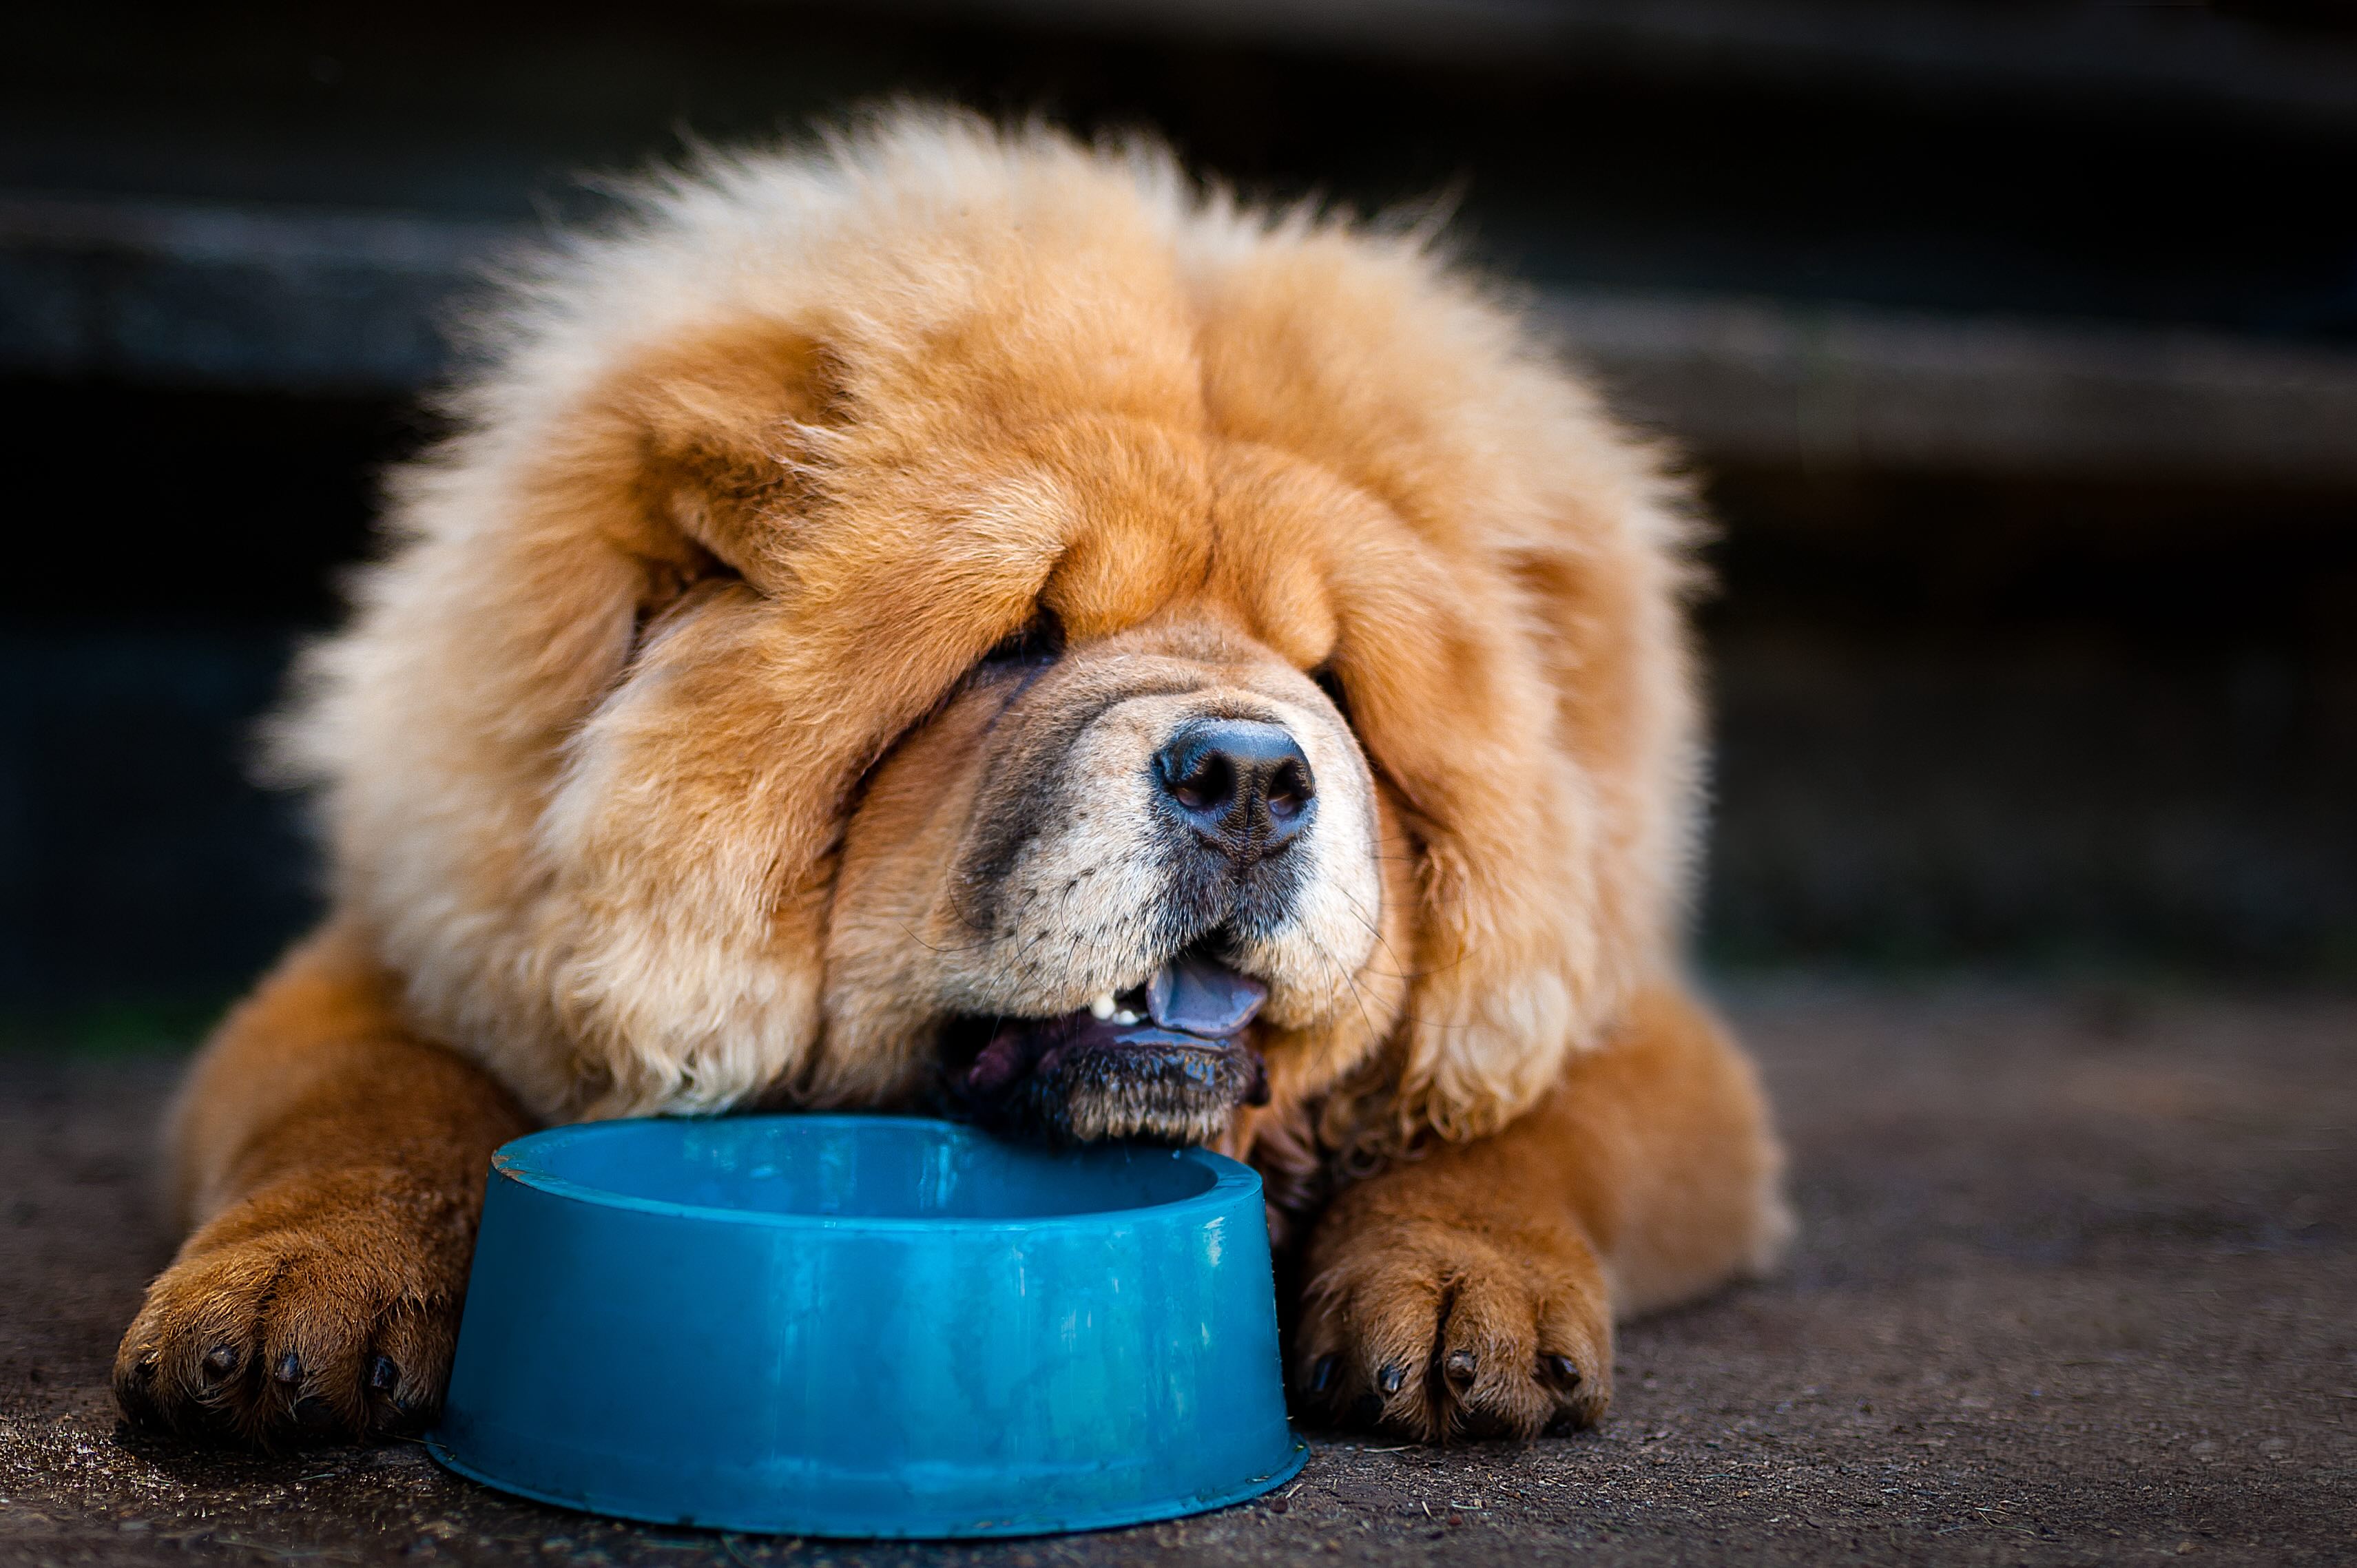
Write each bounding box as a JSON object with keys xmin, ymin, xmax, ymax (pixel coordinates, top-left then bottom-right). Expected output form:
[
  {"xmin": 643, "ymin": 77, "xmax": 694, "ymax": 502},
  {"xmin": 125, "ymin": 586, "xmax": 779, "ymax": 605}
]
[{"xmin": 5, "ymin": 0, "xmax": 2354, "ymax": 1027}]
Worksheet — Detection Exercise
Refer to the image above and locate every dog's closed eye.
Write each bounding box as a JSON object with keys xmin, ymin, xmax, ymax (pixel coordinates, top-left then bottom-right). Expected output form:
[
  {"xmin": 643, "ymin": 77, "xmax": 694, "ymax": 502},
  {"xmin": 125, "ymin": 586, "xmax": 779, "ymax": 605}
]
[
  {"xmin": 1311, "ymin": 664, "xmax": 1351, "ymax": 722},
  {"xmin": 979, "ymin": 607, "xmax": 1066, "ymax": 673},
  {"xmin": 626, "ymin": 555, "xmax": 746, "ymax": 669}
]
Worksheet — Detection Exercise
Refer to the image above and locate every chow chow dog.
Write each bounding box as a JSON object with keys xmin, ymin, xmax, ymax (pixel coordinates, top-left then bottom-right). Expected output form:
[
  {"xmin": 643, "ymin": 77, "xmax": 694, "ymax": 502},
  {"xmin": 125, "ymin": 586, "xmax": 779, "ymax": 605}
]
[{"xmin": 114, "ymin": 109, "xmax": 1788, "ymax": 1449}]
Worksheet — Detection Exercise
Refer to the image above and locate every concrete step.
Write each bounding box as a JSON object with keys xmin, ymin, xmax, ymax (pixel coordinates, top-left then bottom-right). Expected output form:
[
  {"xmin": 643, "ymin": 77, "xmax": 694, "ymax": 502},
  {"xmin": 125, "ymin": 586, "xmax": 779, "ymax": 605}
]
[{"xmin": 7, "ymin": 191, "xmax": 2356, "ymax": 489}]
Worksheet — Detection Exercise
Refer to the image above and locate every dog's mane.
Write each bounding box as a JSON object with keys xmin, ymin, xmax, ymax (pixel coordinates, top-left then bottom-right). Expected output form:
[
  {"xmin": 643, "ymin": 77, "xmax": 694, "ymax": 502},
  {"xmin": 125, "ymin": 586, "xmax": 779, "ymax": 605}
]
[{"xmin": 268, "ymin": 105, "xmax": 1705, "ymax": 1147}]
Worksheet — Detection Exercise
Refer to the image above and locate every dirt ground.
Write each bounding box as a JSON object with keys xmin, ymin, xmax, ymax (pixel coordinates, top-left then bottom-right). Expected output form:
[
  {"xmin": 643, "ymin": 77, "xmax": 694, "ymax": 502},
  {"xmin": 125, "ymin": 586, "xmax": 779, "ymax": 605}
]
[{"xmin": 3, "ymin": 981, "xmax": 2351, "ymax": 1567}]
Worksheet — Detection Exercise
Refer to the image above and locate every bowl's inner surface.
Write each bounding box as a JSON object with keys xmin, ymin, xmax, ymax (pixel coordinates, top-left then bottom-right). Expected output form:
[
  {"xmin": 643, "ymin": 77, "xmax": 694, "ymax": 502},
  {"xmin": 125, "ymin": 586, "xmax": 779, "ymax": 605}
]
[{"xmin": 509, "ymin": 1117, "xmax": 1220, "ymax": 1221}]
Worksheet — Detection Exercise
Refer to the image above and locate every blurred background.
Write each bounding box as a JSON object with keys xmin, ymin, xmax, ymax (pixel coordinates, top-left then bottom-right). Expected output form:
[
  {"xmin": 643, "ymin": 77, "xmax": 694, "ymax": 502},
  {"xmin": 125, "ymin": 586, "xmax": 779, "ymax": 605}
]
[{"xmin": 3, "ymin": 0, "xmax": 2354, "ymax": 1042}]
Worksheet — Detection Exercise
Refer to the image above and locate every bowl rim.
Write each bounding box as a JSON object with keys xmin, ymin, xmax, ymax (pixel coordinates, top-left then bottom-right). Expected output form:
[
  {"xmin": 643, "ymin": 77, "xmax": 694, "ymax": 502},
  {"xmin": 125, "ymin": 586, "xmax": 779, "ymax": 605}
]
[{"xmin": 488, "ymin": 1113, "xmax": 1261, "ymax": 1235}]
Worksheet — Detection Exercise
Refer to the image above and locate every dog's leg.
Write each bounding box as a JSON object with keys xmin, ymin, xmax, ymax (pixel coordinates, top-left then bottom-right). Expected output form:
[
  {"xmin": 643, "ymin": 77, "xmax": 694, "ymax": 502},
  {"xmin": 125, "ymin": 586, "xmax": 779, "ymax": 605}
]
[
  {"xmin": 1291, "ymin": 982, "xmax": 1789, "ymax": 1441},
  {"xmin": 113, "ymin": 925, "xmax": 532, "ymax": 1446}
]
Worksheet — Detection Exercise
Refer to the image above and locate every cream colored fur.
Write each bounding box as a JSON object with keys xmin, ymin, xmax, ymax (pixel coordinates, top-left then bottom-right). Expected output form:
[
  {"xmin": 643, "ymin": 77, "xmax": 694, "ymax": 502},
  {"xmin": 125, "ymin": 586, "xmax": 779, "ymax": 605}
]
[{"xmin": 269, "ymin": 107, "xmax": 1701, "ymax": 1139}]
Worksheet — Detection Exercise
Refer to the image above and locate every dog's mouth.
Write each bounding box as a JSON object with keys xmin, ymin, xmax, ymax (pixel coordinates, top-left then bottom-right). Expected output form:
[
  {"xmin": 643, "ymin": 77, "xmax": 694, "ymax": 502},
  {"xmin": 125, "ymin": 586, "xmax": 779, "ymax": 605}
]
[{"xmin": 946, "ymin": 951, "xmax": 1271, "ymax": 1144}]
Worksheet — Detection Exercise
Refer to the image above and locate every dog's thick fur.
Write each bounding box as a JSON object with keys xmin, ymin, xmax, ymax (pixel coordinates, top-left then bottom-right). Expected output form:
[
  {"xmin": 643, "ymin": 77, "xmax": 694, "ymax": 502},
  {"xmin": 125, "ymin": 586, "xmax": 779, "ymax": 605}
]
[{"xmin": 115, "ymin": 111, "xmax": 1789, "ymax": 1447}]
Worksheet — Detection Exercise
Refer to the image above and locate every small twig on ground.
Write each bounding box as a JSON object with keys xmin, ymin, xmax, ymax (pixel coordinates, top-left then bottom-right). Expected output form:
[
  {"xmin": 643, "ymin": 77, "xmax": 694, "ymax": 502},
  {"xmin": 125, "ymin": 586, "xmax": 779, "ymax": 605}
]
[{"xmin": 212, "ymin": 1536, "xmax": 363, "ymax": 1563}]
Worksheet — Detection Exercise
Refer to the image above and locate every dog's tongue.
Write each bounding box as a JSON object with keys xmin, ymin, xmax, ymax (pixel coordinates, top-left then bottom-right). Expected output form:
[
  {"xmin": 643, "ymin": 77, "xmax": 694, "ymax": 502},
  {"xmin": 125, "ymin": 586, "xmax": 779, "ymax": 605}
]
[{"xmin": 1145, "ymin": 953, "xmax": 1267, "ymax": 1037}]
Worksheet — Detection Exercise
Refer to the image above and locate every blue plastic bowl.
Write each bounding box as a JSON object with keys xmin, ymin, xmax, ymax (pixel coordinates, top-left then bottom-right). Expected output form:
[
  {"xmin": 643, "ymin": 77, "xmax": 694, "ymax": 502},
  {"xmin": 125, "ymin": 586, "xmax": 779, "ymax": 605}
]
[{"xmin": 426, "ymin": 1116, "xmax": 1305, "ymax": 1537}]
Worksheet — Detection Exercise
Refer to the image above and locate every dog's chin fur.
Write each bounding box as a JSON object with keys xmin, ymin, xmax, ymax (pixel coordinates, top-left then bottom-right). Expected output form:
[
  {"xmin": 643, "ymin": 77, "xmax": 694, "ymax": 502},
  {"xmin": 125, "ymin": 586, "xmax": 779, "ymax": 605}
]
[
  {"xmin": 270, "ymin": 106, "xmax": 1706, "ymax": 1158},
  {"xmin": 994, "ymin": 1038, "xmax": 1267, "ymax": 1147}
]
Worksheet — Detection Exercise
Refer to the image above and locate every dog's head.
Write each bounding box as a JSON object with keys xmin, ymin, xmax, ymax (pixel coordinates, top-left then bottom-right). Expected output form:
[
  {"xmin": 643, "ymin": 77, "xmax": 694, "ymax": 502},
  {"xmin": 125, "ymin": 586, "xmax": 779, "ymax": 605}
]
[{"xmin": 280, "ymin": 112, "xmax": 1701, "ymax": 1158}]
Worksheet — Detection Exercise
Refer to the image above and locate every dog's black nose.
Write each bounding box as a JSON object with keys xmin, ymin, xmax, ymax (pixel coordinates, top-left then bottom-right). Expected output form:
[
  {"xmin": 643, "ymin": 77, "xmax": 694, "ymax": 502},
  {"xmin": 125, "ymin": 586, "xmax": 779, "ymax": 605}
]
[{"xmin": 1153, "ymin": 719, "xmax": 1315, "ymax": 861}]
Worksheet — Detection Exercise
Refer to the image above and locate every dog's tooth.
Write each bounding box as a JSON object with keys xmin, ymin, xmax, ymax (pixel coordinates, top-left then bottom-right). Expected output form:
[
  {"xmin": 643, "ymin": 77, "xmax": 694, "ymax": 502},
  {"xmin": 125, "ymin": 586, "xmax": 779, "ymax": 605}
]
[
  {"xmin": 1089, "ymin": 994, "xmax": 1117, "ymax": 1020},
  {"xmin": 1114, "ymin": 1009, "xmax": 1139, "ymax": 1025}
]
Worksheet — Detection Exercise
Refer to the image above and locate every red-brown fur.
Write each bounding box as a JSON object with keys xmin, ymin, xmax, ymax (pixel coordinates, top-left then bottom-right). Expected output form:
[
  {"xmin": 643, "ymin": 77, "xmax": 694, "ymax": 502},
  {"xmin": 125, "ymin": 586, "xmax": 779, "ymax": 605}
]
[{"xmin": 115, "ymin": 110, "xmax": 1787, "ymax": 1447}]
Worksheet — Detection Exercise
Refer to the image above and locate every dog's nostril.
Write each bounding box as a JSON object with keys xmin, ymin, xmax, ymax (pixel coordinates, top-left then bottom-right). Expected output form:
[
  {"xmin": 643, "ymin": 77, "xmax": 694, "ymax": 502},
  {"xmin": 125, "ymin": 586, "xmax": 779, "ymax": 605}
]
[
  {"xmin": 1165, "ymin": 751, "xmax": 1237, "ymax": 813},
  {"xmin": 1265, "ymin": 758, "xmax": 1311, "ymax": 819},
  {"xmin": 1153, "ymin": 719, "xmax": 1316, "ymax": 857}
]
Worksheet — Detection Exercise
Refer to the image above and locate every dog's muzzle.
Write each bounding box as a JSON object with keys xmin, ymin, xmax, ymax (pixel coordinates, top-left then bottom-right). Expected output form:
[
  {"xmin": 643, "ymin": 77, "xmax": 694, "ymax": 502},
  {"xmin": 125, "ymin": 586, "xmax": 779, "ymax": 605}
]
[{"xmin": 950, "ymin": 950, "xmax": 1272, "ymax": 1144}]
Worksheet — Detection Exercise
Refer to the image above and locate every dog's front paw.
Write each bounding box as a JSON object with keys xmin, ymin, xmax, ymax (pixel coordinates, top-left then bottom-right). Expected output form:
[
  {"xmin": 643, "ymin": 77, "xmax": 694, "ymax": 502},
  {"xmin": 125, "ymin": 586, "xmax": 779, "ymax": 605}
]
[
  {"xmin": 114, "ymin": 1180, "xmax": 468, "ymax": 1447},
  {"xmin": 1292, "ymin": 1203, "xmax": 1612, "ymax": 1441}
]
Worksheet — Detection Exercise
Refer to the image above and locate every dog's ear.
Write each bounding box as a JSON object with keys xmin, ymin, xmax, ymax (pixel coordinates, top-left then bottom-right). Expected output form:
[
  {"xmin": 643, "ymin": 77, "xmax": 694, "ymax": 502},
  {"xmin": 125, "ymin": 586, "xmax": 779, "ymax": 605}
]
[
  {"xmin": 526, "ymin": 322, "xmax": 850, "ymax": 682},
  {"xmin": 605, "ymin": 326, "xmax": 845, "ymax": 587}
]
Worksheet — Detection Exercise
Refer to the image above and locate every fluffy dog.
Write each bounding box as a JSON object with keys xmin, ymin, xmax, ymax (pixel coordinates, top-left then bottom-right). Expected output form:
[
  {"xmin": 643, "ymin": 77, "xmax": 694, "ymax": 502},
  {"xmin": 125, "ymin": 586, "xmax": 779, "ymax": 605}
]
[{"xmin": 114, "ymin": 110, "xmax": 1789, "ymax": 1448}]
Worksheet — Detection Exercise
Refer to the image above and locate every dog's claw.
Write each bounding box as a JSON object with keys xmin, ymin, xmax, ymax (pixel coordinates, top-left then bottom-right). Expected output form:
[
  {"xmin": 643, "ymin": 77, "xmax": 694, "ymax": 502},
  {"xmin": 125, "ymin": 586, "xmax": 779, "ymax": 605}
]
[
  {"xmin": 1547, "ymin": 1354, "xmax": 1581, "ymax": 1387},
  {"xmin": 368, "ymin": 1355, "xmax": 400, "ymax": 1393},
  {"xmin": 1309, "ymin": 1355, "xmax": 1337, "ymax": 1395},
  {"xmin": 1377, "ymin": 1363, "xmax": 1406, "ymax": 1396},
  {"xmin": 201, "ymin": 1345, "xmax": 240, "ymax": 1380},
  {"xmin": 273, "ymin": 1352, "xmax": 303, "ymax": 1386},
  {"xmin": 1443, "ymin": 1349, "xmax": 1476, "ymax": 1386}
]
